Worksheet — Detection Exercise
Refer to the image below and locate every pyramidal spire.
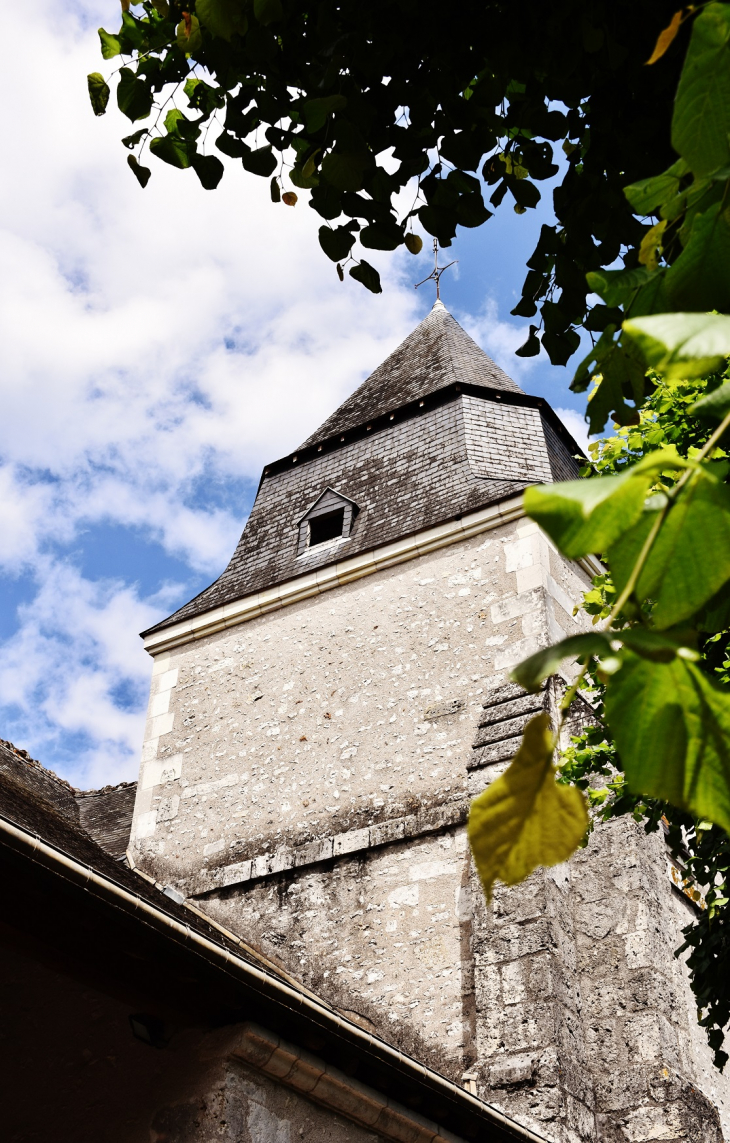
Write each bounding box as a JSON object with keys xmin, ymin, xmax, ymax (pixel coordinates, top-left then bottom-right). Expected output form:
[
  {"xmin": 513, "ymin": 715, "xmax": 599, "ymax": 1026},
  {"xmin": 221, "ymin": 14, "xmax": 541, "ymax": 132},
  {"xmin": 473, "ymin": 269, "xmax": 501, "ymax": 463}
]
[{"xmin": 300, "ymin": 301, "xmax": 523, "ymax": 449}]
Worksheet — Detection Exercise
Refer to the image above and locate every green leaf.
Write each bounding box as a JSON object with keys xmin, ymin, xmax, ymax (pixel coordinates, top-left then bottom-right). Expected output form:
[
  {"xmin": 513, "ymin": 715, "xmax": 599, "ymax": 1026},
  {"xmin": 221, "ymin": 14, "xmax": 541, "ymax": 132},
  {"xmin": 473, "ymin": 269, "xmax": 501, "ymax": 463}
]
[
  {"xmin": 577, "ymin": 337, "xmax": 648, "ymax": 432},
  {"xmin": 321, "ymin": 151, "xmax": 371, "ymax": 192},
  {"xmin": 270, "ymin": 177, "xmax": 281, "ymax": 203},
  {"xmin": 149, "ymin": 133, "xmax": 191, "ymax": 169},
  {"xmin": 624, "ymin": 159, "xmax": 689, "ymax": 216},
  {"xmin": 127, "ymin": 153, "xmax": 151, "ymax": 188},
  {"xmin": 522, "ymin": 454, "xmax": 678, "ymax": 558},
  {"xmin": 665, "ymin": 203, "xmax": 730, "ymax": 312},
  {"xmin": 672, "ymin": 2, "xmax": 730, "ymax": 178},
  {"xmin": 515, "ymin": 324, "xmax": 541, "ymax": 358},
  {"xmin": 289, "ymin": 164, "xmax": 319, "ymax": 189},
  {"xmin": 468, "ymin": 713, "xmax": 589, "ymax": 902},
  {"xmin": 510, "ymin": 633, "xmax": 612, "ymax": 693},
  {"xmin": 618, "ymin": 627, "xmax": 699, "ymax": 663},
  {"xmin": 302, "ymin": 95, "xmax": 348, "ymax": 133},
  {"xmin": 191, "ymin": 153, "xmax": 224, "ymax": 189},
  {"xmin": 87, "ymin": 73, "xmax": 110, "ymax": 117},
  {"xmin": 121, "ymin": 128, "xmax": 148, "ymax": 149},
  {"xmin": 196, "ymin": 0, "xmax": 248, "ymax": 40},
  {"xmin": 319, "ymin": 226, "xmax": 355, "ymax": 262},
  {"xmin": 360, "ymin": 221, "xmax": 403, "ymax": 251},
  {"xmin": 241, "ymin": 145, "xmax": 277, "ymax": 177},
  {"xmin": 253, "ymin": 0, "xmax": 283, "ymax": 25},
  {"xmin": 623, "ymin": 312, "xmax": 730, "ymax": 380},
  {"xmin": 691, "ymin": 379, "xmax": 730, "ymax": 421},
  {"xmin": 117, "ymin": 67, "xmax": 153, "ymax": 122},
  {"xmin": 586, "ymin": 266, "xmax": 657, "ymax": 309},
  {"xmin": 604, "ymin": 651, "xmax": 730, "ymax": 833},
  {"xmin": 456, "ymin": 193, "xmax": 492, "ymax": 228},
  {"xmin": 349, "ymin": 260, "xmax": 382, "ymax": 294},
  {"xmin": 609, "ymin": 469, "xmax": 730, "ymax": 629},
  {"xmin": 98, "ymin": 28, "xmax": 121, "ymax": 59},
  {"xmin": 404, "ymin": 233, "xmax": 422, "ymax": 255}
]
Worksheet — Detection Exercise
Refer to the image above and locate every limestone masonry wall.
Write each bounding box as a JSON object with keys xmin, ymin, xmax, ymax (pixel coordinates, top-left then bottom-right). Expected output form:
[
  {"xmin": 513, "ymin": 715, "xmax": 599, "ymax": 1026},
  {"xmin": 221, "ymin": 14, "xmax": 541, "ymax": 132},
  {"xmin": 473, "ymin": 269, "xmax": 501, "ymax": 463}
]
[
  {"xmin": 130, "ymin": 515, "xmax": 730, "ymax": 1142},
  {"xmin": 130, "ymin": 517, "xmax": 581, "ymax": 883}
]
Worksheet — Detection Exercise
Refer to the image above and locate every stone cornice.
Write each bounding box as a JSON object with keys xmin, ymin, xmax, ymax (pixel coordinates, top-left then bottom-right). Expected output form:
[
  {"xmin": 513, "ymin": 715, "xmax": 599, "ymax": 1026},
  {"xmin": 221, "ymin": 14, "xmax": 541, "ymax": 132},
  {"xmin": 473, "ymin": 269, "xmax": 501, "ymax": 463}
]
[
  {"xmin": 143, "ymin": 496, "xmax": 604, "ymax": 656},
  {"xmin": 143, "ymin": 494, "xmax": 526, "ymax": 655}
]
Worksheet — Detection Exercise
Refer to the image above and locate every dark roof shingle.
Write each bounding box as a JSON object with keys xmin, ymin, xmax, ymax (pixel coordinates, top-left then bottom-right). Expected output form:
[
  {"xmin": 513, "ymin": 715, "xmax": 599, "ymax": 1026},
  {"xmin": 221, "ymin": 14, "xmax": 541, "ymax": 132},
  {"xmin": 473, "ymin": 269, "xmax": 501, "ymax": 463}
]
[{"xmin": 300, "ymin": 300, "xmax": 522, "ymax": 448}]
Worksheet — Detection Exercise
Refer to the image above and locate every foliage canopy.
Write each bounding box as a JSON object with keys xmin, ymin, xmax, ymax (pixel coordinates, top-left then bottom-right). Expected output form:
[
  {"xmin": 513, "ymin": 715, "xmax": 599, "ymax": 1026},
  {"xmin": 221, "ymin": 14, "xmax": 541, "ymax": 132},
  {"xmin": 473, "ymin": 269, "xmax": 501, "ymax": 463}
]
[{"xmin": 93, "ymin": 0, "xmax": 686, "ymax": 420}]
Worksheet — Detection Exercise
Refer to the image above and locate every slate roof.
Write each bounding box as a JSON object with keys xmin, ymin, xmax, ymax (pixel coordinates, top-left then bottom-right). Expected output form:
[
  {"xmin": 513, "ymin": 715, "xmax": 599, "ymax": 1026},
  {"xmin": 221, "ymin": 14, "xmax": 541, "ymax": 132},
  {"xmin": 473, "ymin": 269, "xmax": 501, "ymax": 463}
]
[
  {"xmin": 0, "ymin": 739, "xmax": 544, "ymax": 1143},
  {"xmin": 300, "ymin": 300, "xmax": 522, "ymax": 448},
  {"xmin": 0, "ymin": 738, "xmax": 293, "ymax": 975},
  {"xmin": 145, "ymin": 304, "xmax": 582, "ymax": 636}
]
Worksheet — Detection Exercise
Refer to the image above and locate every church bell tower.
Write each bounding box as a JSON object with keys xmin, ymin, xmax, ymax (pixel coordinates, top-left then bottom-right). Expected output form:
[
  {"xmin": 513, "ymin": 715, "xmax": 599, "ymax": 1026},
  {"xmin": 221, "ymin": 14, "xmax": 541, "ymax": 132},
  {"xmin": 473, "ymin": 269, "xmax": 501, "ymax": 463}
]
[{"xmin": 129, "ymin": 302, "xmax": 729, "ymax": 1142}]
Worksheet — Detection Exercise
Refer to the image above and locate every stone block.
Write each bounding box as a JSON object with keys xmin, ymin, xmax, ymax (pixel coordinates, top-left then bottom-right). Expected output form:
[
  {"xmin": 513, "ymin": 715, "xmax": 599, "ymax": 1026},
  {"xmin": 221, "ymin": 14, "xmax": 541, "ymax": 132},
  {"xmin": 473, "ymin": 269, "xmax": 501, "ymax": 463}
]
[
  {"xmin": 481, "ymin": 680, "xmax": 528, "ymax": 707},
  {"xmin": 294, "ymin": 837, "xmax": 334, "ymax": 867},
  {"xmin": 135, "ymin": 809, "xmax": 157, "ymax": 839},
  {"xmin": 141, "ymin": 753, "xmax": 183, "ymax": 790},
  {"xmin": 333, "ymin": 828, "xmax": 370, "ymax": 856},
  {"xmin": 473, "ymin": 714, "xmax": 532, "ymax": 748},
  {"xmin": 488, "ymin": 1053, "xmax": 536, "ymax": 1088},
  {"xmin": 478, "ymin": 693, "xmax": 545, "ymax": 727},
  {"xmin": 221, "ymin": 860, "xmax": 252, "ymax": 888},
  {"xmin": 268, "ymin": 848, "xmax": 295, "ymax": 874},
  {"xmin": 468, "ymin": 739, "xmax": 520, "ymax": 769},
  {"xmin": 369, "ymin": 818, "xmax": 405, "ymax": 847}
]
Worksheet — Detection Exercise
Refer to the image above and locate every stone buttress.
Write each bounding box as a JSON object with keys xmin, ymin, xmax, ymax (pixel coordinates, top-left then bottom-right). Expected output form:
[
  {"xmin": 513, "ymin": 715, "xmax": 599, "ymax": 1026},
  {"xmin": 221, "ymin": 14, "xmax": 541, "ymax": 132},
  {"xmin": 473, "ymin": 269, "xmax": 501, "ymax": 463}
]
[{"xmin": 129, "ymin": 302, "xmax": 730, "ymax": 1142}]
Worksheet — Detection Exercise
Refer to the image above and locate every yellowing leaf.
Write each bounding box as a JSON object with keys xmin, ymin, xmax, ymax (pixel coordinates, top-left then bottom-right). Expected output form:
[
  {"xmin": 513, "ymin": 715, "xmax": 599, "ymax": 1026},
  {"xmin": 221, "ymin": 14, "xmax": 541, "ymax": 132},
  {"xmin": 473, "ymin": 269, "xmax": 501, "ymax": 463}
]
[
  {"xmin": 646, "ymin": 9, "xmax": 684, "ymax": 66},
  {"xmin": 176, "ymin": 13, "xmax": 203, "ymax": 53},
  {"xmin": 282, "ymin": 191, "xmax": 298, "ymax": 206},
  {"xmin": 467, "ymin": 714, "xmax": 588, "ymax": 902},
  {"xmin": 638, "ymin": 220, "xmax": 667, "ymax": 271},
  {"xmin": 404, "ymin": 233, "xmax": 423, "ymax": 255}
]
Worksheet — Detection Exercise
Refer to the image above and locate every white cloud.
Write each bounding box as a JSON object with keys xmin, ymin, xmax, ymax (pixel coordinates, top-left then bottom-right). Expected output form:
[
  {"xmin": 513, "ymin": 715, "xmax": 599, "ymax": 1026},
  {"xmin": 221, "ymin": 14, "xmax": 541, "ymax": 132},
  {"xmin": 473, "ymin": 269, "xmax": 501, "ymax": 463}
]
[
  {"xmin": 554, "ymin": 407, "xmax": 592, "ymax": 455},
  {"xmin": 0, "ymin": 1, "xmax": 581, "ymax": 789},
  {"xmin": 459, "ymin": 297, "xmax": 540, "ymax": 381},
  {"xmin": 0, "ymin": 560, "xmax": 169, "ymax": 788},
  {"xmin": 0, "ymin": 0, "xmax": 424, "ymax": 782}
]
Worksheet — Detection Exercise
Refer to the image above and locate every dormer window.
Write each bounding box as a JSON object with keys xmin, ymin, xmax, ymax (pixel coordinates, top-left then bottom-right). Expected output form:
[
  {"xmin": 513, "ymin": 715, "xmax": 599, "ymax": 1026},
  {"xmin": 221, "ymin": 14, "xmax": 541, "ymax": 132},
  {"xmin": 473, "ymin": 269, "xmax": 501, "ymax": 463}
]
[
  {"xmin": 297, "ymin": 488, "xmax": 359, "ymax": 556},
  {"xmin": 309, "ymin": 508, "xmax": 345, "ymax": 546}
]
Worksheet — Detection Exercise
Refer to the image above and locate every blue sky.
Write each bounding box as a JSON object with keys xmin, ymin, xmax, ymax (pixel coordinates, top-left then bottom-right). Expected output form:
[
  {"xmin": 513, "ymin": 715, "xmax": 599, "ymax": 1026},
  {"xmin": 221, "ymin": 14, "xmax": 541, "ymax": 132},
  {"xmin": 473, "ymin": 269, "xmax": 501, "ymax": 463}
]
[{"xmin": 0, "ymin": 0, "xmax": 591, "ymax": 788}]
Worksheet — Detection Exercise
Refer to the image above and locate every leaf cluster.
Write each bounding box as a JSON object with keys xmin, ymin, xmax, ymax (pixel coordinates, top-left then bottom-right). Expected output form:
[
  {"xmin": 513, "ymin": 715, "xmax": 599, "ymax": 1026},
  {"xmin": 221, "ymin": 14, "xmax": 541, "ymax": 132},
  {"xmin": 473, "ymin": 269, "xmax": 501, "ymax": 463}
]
[{"xmin": 90, "ymin": 0, "xmax": 683, "ymax": 346}]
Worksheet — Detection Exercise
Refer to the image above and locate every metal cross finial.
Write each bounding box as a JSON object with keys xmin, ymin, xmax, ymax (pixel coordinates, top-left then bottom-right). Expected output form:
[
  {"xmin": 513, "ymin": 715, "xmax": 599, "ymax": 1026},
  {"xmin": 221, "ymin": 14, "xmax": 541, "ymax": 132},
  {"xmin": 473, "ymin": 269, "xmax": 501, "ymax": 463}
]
[{"xmin": 414, "ymin": 238, "xmax": 458, "ymax": 301}]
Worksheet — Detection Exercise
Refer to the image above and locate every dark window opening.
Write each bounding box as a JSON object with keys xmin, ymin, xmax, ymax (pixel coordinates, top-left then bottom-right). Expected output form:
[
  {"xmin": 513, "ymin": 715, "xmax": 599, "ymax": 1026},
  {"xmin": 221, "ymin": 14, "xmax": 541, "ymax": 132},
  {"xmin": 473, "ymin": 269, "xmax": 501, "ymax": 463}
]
[{"xmin": 309, "ymin": 508, "xmax": 345, "ymax": 546}]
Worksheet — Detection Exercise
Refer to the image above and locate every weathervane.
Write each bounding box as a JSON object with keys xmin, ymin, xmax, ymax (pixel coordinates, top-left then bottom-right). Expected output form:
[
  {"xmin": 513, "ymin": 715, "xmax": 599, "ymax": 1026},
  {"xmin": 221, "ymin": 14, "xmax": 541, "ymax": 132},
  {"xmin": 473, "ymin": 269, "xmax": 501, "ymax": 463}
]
[{"xmin": 414, "ymin": 238, "xmax": 458, "ymax": 301}]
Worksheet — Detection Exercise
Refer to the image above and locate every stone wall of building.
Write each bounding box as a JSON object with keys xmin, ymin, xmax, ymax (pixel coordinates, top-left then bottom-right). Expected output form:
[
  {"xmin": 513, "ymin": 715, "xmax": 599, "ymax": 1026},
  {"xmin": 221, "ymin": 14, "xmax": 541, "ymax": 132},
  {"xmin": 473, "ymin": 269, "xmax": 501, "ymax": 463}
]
[
  {"xmin": 129, "ymin": 516, "xmax": 585, "ymax": 887},
  {"xmin": 129, "ymin": 514, "xmax": 730, "ymax": 1142}
]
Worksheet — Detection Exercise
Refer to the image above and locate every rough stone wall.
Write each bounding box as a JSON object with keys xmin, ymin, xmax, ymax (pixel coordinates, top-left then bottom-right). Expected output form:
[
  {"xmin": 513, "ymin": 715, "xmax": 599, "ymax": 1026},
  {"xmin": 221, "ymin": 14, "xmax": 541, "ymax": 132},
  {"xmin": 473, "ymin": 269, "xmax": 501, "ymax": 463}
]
[
  {"xmin": 469, "ymin": 810, "xmax": 729, "ymax": 1143},
  {"xmin": 130, "ymin": 516, "xmax": 591, "ymax": 1094},
  {"xmin": 150, "ymin": 1054, "xmax": 384, "ymax": 1143},
  {"xmin": 202, "ymin": 824, "xmax": 473, "ymax": 1081},
  {"xmin": 130, "ymin": 514, "xmax": 730, "ymax": 1142},
  {"xmin": 471, "ymin": 859, "xmax": 594, "ymax": 1143},
  {"xmin": 130, "ymin": 517, "xmax": 586, "ymax": 885}
]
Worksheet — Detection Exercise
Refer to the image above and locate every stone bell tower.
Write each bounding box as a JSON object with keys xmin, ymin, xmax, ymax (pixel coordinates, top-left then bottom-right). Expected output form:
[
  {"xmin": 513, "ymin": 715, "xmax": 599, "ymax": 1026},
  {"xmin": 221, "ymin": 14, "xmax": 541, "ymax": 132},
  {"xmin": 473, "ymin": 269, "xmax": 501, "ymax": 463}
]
[{"xmin": 129, "ymin": 301, "xmax": 730, "ymax": 1142}]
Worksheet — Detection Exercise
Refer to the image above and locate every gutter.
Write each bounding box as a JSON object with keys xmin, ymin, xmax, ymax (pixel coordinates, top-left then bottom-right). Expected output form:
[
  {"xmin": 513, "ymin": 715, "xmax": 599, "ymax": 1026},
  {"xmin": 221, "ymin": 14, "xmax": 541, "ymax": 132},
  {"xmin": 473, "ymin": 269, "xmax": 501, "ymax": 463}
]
[{"xmin": 0, "ymin": 810, "xmax": 547, "ymax": 1143}]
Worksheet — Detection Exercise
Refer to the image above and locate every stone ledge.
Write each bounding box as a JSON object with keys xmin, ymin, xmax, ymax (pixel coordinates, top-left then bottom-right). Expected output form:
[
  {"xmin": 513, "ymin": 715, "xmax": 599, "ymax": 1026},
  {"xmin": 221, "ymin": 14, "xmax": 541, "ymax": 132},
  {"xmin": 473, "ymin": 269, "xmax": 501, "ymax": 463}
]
[
  {"xmin": 189, "ymin": 799, "xmax": 469, "ymax": 898},
  {"xmin": 143, "ymin": 495, "xmax": 525, "ymax": 655},
  {"xmin": 231, "ymin": 1021, "xmax": 470, "ymax": 1143},
  {"xmin": 468, "ymin": 681, "xmax": 548, "ymax": 771}
]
